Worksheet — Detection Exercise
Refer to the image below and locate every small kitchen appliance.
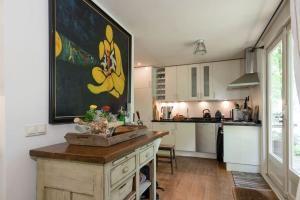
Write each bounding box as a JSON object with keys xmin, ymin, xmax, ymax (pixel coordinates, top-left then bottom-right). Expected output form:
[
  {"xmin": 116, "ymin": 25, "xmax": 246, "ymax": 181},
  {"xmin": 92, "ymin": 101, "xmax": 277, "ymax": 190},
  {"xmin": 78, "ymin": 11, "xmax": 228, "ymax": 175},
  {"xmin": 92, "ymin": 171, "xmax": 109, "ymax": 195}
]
[
  {"xmin": 232, "ymin": 109, "xmax": 244, "ymax": 121},
  {"xmin": 203, "ymin": 109, "xmax": 211, "ymax": 119},
  {"xmin": 161, "ymin": 106, "xmax": 173, "ymax": 119}
]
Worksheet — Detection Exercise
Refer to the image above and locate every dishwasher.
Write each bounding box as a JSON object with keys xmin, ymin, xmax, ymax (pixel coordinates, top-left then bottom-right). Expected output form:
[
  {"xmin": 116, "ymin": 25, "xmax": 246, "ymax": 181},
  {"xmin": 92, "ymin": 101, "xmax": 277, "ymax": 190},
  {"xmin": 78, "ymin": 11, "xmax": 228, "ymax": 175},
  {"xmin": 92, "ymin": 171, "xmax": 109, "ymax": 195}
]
[{"xmin": 196, "ymin": 123, "xmax": 222, "ymax": 154}]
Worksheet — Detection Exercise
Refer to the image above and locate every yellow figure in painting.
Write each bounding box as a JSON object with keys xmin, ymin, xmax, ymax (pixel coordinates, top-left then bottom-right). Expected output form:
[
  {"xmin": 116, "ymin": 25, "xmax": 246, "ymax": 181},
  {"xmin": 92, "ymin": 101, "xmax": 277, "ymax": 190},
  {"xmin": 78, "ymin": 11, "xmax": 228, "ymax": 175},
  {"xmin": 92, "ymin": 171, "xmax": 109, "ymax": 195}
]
[
  {"xmin": 87, "ymin": 25, "xmax": 125, "ymax": 98},
  {"xmin": 55, "ymin": 31, "xmax": 62, "ymax": 57}
]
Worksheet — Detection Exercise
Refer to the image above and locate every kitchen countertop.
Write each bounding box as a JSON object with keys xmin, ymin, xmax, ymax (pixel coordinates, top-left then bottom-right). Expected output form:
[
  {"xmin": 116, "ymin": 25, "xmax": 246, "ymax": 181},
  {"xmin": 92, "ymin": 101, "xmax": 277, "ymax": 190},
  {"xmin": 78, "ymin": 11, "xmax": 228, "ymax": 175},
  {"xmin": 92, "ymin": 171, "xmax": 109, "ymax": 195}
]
[
  {"xmin": 152, "ymin": 118, "xmax": 223, "ymax": 123},
  {"xmin": 29, "ymin": 131, "xmax": 168, "ymax": 164},
  {"xmin": 152, "ymin": 119, "xmax": 262, "ymax": 126},
  {"xmin": 223, "ymin": 121, "xmax": 262, "ymax": 127}
]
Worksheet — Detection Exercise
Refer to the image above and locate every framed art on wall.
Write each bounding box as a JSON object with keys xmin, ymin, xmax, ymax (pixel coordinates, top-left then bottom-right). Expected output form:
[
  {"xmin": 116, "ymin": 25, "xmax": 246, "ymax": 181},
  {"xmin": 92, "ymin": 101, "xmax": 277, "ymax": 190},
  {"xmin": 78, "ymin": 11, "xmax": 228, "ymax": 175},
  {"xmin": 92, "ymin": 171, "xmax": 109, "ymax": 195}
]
[{"xmin": 49, "ymin": 0, "xmax": 132, "ymax": 123}]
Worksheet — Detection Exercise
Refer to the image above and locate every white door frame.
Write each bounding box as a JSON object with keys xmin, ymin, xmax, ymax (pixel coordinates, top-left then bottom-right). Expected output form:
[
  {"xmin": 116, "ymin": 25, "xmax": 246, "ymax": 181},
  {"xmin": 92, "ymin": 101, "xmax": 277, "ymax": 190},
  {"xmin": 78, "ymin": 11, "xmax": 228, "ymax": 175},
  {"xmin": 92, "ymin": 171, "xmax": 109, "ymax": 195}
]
[{"xmin": 266, "ymin": 28, "xmax": 288, "ymax": 195}]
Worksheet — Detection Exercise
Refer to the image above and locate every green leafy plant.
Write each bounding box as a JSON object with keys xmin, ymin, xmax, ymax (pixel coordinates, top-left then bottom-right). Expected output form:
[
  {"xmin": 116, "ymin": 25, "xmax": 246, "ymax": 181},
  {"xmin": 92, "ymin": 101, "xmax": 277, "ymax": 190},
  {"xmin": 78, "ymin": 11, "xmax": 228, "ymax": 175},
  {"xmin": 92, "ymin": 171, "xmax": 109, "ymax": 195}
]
[{"xmin": 83, "ymin": 105, "xmax": 97, "ymax": 122}]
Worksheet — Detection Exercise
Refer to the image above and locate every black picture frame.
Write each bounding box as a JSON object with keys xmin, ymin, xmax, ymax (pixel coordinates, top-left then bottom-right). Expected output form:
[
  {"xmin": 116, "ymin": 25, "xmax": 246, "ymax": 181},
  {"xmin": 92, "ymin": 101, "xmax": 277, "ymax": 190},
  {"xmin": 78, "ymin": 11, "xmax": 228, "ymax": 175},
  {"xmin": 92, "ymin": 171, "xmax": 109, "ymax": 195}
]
[{"xmin": 49, "ymin": 0, "xmax": 132, "ymax": 124}]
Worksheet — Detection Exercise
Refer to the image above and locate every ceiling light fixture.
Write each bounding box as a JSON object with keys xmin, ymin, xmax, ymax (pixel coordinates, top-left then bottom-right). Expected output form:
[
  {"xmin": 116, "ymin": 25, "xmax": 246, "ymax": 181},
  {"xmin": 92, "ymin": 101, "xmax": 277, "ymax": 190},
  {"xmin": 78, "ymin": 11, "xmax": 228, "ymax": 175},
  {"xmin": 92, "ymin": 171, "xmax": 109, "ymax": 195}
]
[{"xmin": 194, "ymin": 39, "xmax": 207, "ymax": 55}]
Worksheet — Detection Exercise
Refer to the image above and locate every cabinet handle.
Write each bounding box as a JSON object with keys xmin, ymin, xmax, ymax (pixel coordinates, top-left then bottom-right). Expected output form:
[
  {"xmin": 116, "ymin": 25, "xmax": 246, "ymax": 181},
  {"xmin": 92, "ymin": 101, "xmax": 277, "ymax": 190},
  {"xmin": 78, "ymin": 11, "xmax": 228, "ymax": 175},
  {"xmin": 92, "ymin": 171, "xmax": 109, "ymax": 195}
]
[
  {"xmin": 118, "ymin": 182, "xmax": 127, "ymax": 191},
  {"xmin": 122, "ymin": 166, "xmax": 129, "ymax": 173}
]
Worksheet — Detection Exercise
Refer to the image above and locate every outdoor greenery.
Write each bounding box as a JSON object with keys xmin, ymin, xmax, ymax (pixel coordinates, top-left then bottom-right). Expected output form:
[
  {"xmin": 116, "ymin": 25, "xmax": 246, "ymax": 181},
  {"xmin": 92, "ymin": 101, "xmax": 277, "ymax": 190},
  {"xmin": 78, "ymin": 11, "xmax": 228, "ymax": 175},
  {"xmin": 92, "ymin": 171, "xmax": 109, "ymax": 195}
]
[{"xmin": 270, "ymin": 41, "xmax": 283, "ymax": 159}]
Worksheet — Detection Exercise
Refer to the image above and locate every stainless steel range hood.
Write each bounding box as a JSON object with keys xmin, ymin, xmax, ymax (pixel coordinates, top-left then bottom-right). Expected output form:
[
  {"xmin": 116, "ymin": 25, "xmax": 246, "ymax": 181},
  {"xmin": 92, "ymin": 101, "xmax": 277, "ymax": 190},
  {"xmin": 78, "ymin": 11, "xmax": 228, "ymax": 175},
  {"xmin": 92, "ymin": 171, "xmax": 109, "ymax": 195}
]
[{"xmin": 228, "ymin": 48, "xmax": 260, "ymax": 88}]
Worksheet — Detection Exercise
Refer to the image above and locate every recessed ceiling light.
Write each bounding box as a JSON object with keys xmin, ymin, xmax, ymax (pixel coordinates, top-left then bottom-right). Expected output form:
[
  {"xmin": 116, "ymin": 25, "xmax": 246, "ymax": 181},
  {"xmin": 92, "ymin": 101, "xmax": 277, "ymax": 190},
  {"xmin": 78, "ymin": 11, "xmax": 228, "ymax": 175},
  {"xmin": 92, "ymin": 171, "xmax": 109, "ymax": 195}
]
[{"xmin": 137, "ymin": 62, "xmax": 142, "ymax": 66}]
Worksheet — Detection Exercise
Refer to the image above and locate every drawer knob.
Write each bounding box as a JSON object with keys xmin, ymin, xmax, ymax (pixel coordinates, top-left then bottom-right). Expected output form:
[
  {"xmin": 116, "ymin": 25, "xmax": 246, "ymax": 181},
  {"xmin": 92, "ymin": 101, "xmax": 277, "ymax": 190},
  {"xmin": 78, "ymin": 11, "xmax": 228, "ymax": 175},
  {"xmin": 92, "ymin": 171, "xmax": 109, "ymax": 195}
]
[
  {"xmin": 122, "ymin": 166, "xmax": 129, "ymax": 173},
  {"xmin": 145, "ymin": 152, "xmax": 150, "ymax": 158}
]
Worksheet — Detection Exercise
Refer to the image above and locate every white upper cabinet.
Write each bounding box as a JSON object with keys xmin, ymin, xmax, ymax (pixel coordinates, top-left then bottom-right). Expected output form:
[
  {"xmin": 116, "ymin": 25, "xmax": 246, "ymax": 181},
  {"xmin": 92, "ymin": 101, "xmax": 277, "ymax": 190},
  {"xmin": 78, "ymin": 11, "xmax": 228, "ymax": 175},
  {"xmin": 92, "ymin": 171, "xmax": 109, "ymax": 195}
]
[
  {"xmin": 134, "ymin": 88, "xmax": 153, "ymax": 123},
  {"xmin": 176, "ymin": 66, "xmax": 189, "ymax": 101},
  {"xmin": 165, "ymin": 67, "xmax": 177, "ymax": 101},
  {"xmin": 156, "ymin": 59, "xmax": 249, "ymax": 102},
  {"xmin": 212, "ymin": 60, "xmax": 248, "ymax": 100},
  {"xmin": 134, "ymin": 67, "xmax": 153, "ymax": 125},
  {"xmin": 200, "ymin": 63, "xmax": 214, "ymax": 100},
  {"xmin": 134, "ymin": 67, "xmax": 152, "ymax": 89}
]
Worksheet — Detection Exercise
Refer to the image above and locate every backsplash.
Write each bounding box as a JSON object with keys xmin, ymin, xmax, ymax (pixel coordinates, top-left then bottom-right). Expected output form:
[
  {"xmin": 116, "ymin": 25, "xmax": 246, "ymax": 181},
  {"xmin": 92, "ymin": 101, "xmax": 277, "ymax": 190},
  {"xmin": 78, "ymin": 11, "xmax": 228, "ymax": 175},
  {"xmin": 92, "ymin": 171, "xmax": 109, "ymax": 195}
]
[{"xmin": 156, "ymin": 100, "xmax": 251, "ymax": 119}]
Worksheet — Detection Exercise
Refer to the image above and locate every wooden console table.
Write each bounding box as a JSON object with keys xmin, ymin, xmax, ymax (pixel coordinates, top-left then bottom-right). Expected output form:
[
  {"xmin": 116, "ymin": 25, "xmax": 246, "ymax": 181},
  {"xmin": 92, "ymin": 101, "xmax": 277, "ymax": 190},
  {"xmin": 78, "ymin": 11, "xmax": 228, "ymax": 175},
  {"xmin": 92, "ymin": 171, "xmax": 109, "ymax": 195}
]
[{"xmin": 30, "ymin": 131, "xmax": 168, "ymax": 200}]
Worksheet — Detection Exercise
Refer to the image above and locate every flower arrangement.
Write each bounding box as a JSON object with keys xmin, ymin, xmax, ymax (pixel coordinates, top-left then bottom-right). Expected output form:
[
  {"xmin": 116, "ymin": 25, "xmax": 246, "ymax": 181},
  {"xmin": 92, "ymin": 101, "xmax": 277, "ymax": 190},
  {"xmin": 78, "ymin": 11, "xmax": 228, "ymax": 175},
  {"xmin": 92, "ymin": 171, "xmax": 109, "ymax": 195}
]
[
  {"xmin": 74, "ymin": 105, "xmax": 122, "ymax": 137},
  {"xmin": 83, "ymin": 105, "xmax": 98, "ymax": 122}
]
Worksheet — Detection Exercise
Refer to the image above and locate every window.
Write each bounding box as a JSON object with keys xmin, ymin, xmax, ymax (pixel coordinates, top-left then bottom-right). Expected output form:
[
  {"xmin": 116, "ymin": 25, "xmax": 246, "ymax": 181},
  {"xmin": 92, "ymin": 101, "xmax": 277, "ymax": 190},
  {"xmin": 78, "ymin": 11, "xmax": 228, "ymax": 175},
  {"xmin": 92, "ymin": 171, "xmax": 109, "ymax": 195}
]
[{"xmin": 268, "ymin": 40, "xmax": 284, "ymax": 161}]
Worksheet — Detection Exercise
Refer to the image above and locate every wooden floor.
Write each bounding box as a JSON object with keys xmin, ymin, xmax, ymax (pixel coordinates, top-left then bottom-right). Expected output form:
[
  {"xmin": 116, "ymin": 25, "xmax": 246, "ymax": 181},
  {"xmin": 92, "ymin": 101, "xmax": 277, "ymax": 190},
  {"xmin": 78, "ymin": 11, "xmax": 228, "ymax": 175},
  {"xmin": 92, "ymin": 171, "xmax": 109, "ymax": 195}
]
[{"xmin": 157, "ymin": 156, "xmax": 234, "ymax": 200}]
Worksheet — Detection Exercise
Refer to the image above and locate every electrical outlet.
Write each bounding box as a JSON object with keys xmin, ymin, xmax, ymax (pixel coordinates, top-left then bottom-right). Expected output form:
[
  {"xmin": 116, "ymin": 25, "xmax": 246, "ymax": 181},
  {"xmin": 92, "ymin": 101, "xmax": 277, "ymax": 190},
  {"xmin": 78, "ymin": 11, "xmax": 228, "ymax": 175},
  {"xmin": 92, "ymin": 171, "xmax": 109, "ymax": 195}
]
[{"xmin": 25, "ymin": 124, "xmax": 47, "ymax": 137}]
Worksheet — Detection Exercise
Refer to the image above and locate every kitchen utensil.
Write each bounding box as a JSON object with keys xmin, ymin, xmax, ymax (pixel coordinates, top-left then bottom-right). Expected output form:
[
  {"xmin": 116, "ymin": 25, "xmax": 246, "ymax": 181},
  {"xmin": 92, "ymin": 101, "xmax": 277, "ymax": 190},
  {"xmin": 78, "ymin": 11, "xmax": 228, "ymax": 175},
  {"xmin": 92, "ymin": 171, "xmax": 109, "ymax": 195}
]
[
  {"xmin": 136, "ymin": 111, "xmax": 143, "ymax": 125},
  {"xmin": 203, "ymin": 109, "xmax": 211, "ymax": 119},
  {"xmin": 243, "ymin": 96, "xmax": 250, "ymax": 109},
  {"xmin": 161, "ymin": 106, "xmax": 173, "ymax": 119},
  {"xmin": 253, "ymin": 106, "xmax": 259, "ymax": 123}
]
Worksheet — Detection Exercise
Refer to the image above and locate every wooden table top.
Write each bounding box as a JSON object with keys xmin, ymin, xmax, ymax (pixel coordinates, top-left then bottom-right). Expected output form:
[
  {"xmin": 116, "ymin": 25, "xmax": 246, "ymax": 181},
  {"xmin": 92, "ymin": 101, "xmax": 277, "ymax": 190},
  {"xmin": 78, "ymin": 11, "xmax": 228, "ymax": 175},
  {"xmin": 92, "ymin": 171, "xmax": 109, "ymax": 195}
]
[{"xmin": 30, "ymin": 131, "xmax": 168, "ymax": 164}]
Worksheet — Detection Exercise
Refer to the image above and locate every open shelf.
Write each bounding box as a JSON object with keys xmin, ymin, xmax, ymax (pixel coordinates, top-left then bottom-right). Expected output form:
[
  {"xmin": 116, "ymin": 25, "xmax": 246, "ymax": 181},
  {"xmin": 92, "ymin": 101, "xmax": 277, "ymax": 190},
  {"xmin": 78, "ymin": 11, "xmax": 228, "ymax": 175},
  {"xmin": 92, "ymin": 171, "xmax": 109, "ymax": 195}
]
[
  {"xmin": 154, "ymin": 67, "xmax": 166, "ymax": 100},
  {"xmin": 139, "ymin": 180, "xmax": 151, "ymax": 196}
]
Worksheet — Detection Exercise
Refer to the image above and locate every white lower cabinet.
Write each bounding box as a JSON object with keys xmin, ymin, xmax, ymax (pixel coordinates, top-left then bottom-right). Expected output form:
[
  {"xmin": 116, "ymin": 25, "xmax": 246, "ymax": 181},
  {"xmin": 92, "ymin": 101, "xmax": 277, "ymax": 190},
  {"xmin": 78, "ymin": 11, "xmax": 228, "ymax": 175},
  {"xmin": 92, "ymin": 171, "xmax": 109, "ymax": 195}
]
[
  {"xmin": 174, "ymin": 123, "xmax": 196, "ymax": 151},
  {"xmin": 152, "ymin": 123, "xmax": 196, "ymax": 152},
  {"xmin": 224, "ymin": 125, "xmax": 260, "ymax": 172},
  {"xmin": 152, "ymin": 123, "xmax": 176, "ymax": 145}
]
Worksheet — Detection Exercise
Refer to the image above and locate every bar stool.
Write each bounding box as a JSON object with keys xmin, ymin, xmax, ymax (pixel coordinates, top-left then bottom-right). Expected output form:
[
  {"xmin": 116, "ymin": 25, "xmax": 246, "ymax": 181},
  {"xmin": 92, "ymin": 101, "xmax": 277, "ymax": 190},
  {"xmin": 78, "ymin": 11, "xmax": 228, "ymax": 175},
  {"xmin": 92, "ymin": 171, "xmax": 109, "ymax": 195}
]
[{"xmin": 156, "ymin": 144, "xmax": 178, "ymax": 174}]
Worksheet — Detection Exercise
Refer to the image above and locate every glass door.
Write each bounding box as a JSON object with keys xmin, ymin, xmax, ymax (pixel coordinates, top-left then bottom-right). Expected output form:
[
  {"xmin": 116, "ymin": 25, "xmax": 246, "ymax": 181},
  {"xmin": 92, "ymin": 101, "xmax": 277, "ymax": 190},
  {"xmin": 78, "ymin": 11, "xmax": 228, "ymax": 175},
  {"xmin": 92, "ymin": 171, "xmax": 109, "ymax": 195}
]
[
  {"xmin": 266, "ymin": 26, "xmax": 300, "ymax": 199},
  {"xmin": 267, "ymin": 34, "xmax": 286, "ymax": 191},
  {"xmin": 200, "ymin": 64, "xmax": 213, "ymax": 99}
]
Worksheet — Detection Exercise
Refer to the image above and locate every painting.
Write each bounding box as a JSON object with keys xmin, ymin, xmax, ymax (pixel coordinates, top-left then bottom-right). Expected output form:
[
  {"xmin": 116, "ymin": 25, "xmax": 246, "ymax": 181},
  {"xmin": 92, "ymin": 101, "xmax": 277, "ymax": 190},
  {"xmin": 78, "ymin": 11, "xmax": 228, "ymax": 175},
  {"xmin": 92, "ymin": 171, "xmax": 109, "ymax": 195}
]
[{"xmin": 49, "ymin": 0, "xmax": 132, "ymax": 123}]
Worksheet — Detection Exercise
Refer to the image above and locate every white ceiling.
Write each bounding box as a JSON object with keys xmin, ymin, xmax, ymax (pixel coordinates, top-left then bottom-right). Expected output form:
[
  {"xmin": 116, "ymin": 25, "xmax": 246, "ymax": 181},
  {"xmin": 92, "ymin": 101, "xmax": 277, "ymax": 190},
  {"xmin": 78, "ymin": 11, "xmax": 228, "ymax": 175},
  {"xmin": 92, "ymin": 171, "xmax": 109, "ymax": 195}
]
[{"xmin": 96, "ymin": 0, "xmax": 280, "ymax": 67}]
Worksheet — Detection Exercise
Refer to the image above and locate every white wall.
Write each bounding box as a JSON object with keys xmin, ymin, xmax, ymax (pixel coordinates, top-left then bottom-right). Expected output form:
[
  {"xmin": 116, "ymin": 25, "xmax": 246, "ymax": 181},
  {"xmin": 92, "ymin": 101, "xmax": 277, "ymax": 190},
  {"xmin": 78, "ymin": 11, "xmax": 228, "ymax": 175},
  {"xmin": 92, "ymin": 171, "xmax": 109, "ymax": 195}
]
[
  {"xmin": 1, "ymin": 0, "xmax": 133, "ymax": 200},
  {"xmin": 0, "ymin": 0, "xmax": 5, "ymax": 199}
]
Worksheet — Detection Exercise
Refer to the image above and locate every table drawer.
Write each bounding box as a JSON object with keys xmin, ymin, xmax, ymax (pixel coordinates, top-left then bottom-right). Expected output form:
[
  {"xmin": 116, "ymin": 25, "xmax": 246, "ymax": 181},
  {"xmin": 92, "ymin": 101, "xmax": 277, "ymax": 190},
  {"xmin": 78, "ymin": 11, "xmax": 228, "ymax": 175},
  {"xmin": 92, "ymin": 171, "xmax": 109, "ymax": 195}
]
[
  {"xmin": 139, "ymin": 145, "xmax": 154, "ymax": 165},
  {"xmin": 111, "ymin": 156, "xmax": 136, "ymax": 186},
  {"xmin": 111, "ymin": 177, "xmax": 134, "ymax": 200}
]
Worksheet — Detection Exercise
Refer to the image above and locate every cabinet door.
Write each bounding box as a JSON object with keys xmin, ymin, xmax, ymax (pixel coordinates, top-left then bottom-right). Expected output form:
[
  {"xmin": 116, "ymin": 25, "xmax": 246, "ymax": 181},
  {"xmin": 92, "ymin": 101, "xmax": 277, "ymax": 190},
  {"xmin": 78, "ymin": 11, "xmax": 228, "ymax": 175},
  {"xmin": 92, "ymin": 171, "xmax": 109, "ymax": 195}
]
[
  {"xmin": 213, "ymin": 60, "xmax": 246, "ymax": 100},
  {"xmin": 223, "ymin": 126, "xmax": 260, "ymax": 165},
  {"xmin": 165, "ymin": 67, "xmax": 177, "ymax": 101},
  {"xmin": 45, "ymin": 188, "xmax": 71, "ymax": 200},
  {"xmin": 200, "ymin": 64, "xmax": 213, "ymax": 99},
  {"xmin": 176, "ymin": 66, "xmax": 189, "ymax": 101},
  {"xmin": 134, "ymin": 67, "xmax": 152, "ymax": 89},
  {"xmin": 189, "ymin": 65, "xmax": 200, "ymax": 100},
  {"xmin": 134, "ymin": 87, "xmax": 153, "ymax": 123},
  {"xmin": 152, "ymin": 123, "xmax": 176, "ymax": 145},
  {"xmin": 196, "ymin": 123, "xmax": 216, "ymax": 153},
  {"xmin": 72, "ymin": 193, "xmax": 94, "ymax": 200},
  {"xmin": 175, "ymin": 123, "xmax": 196, "ymax": 151}
]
